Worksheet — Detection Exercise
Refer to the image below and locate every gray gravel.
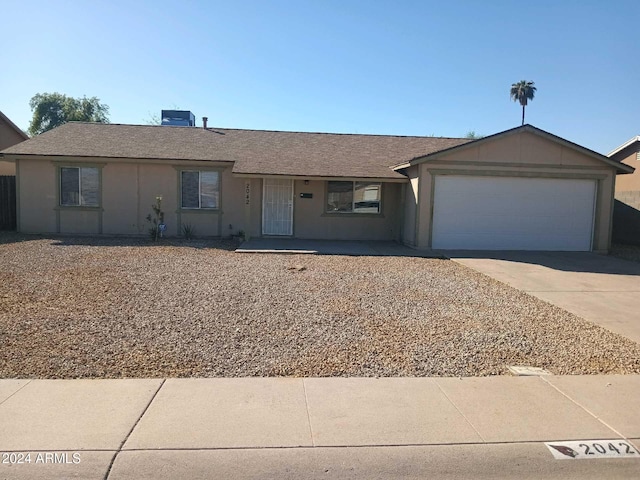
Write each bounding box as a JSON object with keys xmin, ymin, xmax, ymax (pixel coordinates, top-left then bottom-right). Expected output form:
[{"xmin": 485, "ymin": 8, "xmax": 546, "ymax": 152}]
[
  {"xmin": 610, "ymin": 244, "xmax": 640, "ymax": 263},
  {"xmin": 1, "ymin": 233, "xmax": 639, "ymax": 378}
]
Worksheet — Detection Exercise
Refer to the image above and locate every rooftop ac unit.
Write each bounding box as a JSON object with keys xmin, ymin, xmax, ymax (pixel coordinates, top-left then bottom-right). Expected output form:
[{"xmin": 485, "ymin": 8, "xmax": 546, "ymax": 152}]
[{"xmin": 161, "ymin": 110, "xmax": 196, "ymax": 127}]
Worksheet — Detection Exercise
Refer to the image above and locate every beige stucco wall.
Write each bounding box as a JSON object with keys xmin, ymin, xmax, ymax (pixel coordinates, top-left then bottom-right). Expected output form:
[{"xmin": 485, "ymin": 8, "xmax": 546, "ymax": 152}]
[
  {"xmin": 611, "ymin": 148, "xmax": 640, "ymax": 211},
  {"xmin": 292, "ymin": 179, "xmax": 401, "ymax": 241},
  {"xmin": 611, "ymin": 145, "xmax": 640, "ymax": 243},
  {"xmin": 221, "ymin": 171, "xmax": 250, "ymax": 237},
  {"xmin": 0, "ymin": 121, "xmax": 26, "ymax": 152},
  {"xmin": 400, "ymin": 165, "xmax": 419, "ymax": 246},
  {"xmin": 14, "ymin": 155, "xmax": 402, "ymax": 241},
  {"xmin": 14, "ymin": 156, "xmax": 249, "ymax": 237},
  {"xmin": 409, "ymin": 131, "xmax": 618, "ymax": 252},
  {"xmin": 16, "ymin": 159, "xmax": 57, "ymax": 233},
  {"xmin": 59, "ymin": 209, "xmax": 101, "ymax": 234},
  {"xmin": 247, "ymin": 178, "xmax": 263, "ymax": 238},
  {"xmin": 0, "ymin": 120, "xmax": 28, "ymax": 175},
  {"xmin": 0, "ymin": 160, "xmax": 15, "ymax": 176},
  {"xmin": 613, "ymin": 150, "xmax": 639, "ymax": 193},
  {"xmin": 102, "ymin": 163, "xmax": 138, "ymax": 235},
  {"xmin": 0, "ymin": 127, "xmax": 25, "ymax": 151}
]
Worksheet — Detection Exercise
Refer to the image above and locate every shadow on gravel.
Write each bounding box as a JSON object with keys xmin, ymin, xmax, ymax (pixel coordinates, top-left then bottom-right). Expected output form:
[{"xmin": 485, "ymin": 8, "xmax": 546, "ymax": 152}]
[
  {"xmin": 610, "ymin": 244, "xmax": 640, "ymax": 265},
  {"xmin": 0, "ymin": 232, "xmax": 44, "ymax": 246},
  {"xmin": 50, "ymin": 237, "xmax": 240, "ymax": 251},
  {"xmin": 444, "ymin": 250, "xmax": 640, "ymax": 276},
  {"xmin": 0, "ymin": 232, "xmax": 240, "ymax": 251}
]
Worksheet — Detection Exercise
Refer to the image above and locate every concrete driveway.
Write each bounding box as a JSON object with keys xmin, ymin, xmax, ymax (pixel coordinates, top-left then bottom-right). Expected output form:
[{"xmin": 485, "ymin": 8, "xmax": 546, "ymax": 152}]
[{"xmin": 448, "ymin": 252, "xmax": 640, "ymax": 344}]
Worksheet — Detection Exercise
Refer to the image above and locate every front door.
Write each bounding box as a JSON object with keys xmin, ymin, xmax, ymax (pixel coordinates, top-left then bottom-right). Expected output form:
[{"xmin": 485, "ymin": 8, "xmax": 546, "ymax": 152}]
[{"xmin": 262, "ymin": 178, "xmax": 293, "ymax": 235}]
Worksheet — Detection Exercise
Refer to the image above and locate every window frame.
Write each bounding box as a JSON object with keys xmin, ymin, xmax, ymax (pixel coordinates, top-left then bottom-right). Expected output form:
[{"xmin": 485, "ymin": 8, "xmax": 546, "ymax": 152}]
[
  {"xmin": 58, "ymin": 165, "xmax": 101, "ymax": 208},
  {"xmin": 325, "ymin": 180, "xmax": 383, "ymax": 215},
  {"xmin": 179, "ymin": 169, "xmax": 221, "ymax": 210}
]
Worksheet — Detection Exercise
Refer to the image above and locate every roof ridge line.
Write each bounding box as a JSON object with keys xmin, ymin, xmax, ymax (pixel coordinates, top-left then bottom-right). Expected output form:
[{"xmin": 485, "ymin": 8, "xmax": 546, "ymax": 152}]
[{"xmin": 67, "ymin": 122, "xmax": 468, "ymax": 139}]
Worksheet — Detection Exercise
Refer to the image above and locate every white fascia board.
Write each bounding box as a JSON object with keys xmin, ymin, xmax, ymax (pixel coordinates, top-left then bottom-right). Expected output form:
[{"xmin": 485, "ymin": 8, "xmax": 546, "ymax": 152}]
[{"xmin": 607, "ymin": 136, "xmax": 640, "ymax": 157}]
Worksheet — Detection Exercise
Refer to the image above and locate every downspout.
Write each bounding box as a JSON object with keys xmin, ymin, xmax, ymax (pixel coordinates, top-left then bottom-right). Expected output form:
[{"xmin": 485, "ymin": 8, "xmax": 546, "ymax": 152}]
[{"xmin": 608, "ymin": 169, "xmax": 617, "ymax": 253}]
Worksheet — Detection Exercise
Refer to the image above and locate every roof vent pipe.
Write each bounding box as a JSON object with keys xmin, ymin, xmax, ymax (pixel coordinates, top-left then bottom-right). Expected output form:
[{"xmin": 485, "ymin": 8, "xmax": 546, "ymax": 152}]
[{"xmin": 202, "ymin": 117, "xmax": 208, "ymax": 129}]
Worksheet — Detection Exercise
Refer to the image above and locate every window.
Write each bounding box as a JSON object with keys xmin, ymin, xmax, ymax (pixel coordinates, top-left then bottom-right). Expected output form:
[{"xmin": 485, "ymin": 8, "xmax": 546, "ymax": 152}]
[
  {"xmin": 60, "ymin": 167, "xmax": 99, "ymax": 206},
  {"xmin": 326, "ymin": 181, "xmax": 381, "ymax": 214},
  {"xmin": 181, "ymin": 170, "xmax": 219, "ymax": 209}
]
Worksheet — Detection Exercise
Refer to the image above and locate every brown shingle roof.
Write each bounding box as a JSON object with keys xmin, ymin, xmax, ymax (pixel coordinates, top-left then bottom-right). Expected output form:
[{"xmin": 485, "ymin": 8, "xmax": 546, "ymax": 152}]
[{"xmin": 1, "ymin": 122, "xmax": 471, "ymax": 179}]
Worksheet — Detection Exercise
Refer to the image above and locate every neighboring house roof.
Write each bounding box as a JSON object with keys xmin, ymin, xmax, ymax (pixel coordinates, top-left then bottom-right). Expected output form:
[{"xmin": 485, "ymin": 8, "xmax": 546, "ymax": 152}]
[
  {"xmin": 393, "ymin": 124, "xmax": 634, "ymax": 174},
  {"xmin": 0, "ymin": 110, "xmax": 29, "ymax": 141},
  {"xmin": 0, "ymin": 122, "xmax": 471, "ymax": 180},
  {"xmin": 607, "ymin": 135, "xmax": 640, "ymax": 158}
]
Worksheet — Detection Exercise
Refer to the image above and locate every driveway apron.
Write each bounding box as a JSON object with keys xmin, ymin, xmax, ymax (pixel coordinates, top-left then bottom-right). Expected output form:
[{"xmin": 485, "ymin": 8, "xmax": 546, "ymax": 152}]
[{"xmin": 447, "ymin": 252, "xmax": 640, "ymax": 344}]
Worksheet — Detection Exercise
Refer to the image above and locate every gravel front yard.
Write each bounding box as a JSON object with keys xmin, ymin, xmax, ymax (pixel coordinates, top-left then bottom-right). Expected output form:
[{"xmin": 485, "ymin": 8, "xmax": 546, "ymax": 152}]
[
  {"xmin": 1, "ymin": 233, "xmax": 639, "ymax": 378},
  {"xmin": 610, "ymin": 244, "xmax": 640, "ymax": 263}
]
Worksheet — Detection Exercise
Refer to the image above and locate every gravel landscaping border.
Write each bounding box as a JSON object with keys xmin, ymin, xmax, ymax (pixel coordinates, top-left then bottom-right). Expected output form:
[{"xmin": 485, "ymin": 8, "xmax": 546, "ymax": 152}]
[
  {"xmin": 1, "ymin": 232, "xmax": 639, "ymax": 378},
  {"xmin": 610, "ymin": 244, "xmax": 640, "ymax": 263}
]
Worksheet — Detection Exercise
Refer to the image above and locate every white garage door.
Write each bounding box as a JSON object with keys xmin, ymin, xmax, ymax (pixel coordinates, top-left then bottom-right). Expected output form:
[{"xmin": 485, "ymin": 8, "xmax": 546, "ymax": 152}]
[{"xmin": 432, "ymin": 176, "xmax": 596, "ymax": 251}]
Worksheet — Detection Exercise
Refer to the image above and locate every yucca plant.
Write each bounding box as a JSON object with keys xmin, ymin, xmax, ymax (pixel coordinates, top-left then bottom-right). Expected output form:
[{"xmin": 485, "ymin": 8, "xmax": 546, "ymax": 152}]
[
  {"xmin": 145, "ymin": 196, "xmax": 165, "ymax": 241},
  {"xmin": 182, "ymin": 223, "xmax": 196, "ymax": 239}
]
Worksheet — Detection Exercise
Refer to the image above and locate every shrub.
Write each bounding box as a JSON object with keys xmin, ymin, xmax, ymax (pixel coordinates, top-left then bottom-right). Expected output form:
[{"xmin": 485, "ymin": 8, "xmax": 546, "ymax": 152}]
[
  {"xmin": 182, "ymin": 223, "xmax": 196, "ymax": 239},
  {"xmin": 145, "ymin": 196, "xmax": 165, "ymax": 242}
]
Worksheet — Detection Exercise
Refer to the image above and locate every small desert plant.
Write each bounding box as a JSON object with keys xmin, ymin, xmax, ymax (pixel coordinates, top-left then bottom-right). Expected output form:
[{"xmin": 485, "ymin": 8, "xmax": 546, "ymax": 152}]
[
  {"xmin": 182, "ymin": 223, "xmax": 196, "ymax": 239},
  {"xmin": 145, "ymin": 196, "xmax": 165, "ymax": 241}
]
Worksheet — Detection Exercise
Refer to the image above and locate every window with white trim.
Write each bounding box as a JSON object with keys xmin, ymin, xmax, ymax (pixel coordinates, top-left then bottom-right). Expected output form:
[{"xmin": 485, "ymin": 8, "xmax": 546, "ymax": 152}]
[
  {"xmin": 181, "ymin": 170, "xmax": 219, "ymax": 209},
  {"xmin": 326, "ymin": 181, "xmax": 381, "ymax": 213},
  {"xmin": 60, "ymin": 167, "xmax": 99, "ymax": 206}
]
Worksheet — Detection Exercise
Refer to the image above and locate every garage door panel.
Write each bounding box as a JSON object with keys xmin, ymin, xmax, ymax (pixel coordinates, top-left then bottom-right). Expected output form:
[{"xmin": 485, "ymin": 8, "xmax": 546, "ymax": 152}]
[
  {"xmin": 461, "ymin": 214, "xmax": 571, "ymax": 236},
  {"xmin": 432, "ymin": 176, "xmax": 595, "ymax": 251},
  {"xmin": 435, "ymin": 233, "xmax": 591, "ymax": 251}
]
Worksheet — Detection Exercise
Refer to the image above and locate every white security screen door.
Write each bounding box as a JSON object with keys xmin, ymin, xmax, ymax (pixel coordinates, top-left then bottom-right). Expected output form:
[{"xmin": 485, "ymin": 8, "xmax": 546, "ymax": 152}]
[{"xmin": 262, "ymin": 178, "xmax": 294, "ymax": 235}]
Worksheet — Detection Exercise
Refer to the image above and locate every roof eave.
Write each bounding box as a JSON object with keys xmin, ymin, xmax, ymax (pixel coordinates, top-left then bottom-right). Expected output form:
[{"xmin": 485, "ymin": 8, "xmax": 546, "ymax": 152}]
[
  {"xmin": 0, "ymin": 152, "xmax": 236, "ymax": 164},
  {"xmin": 607, "ymin": 135, "xmax": 640, "ymax": 158},
  {"xmin": 232, "ymin": 171, "xmax": 408, "ymax": 182},
  {"xmin": 391, "ymin": 162, "xmax": 412, "ymax": 171}
]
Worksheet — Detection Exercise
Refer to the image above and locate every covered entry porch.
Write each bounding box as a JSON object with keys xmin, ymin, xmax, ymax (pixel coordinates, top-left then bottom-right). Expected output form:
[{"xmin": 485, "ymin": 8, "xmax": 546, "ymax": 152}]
[{"xmin": 241, "ymin": 176, "xmax": 407, "ymax": 242}]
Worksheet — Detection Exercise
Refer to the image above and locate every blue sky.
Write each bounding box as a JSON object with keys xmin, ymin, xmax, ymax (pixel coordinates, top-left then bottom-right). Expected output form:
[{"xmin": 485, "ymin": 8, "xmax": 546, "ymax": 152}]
[{"xmin": 2, "ymin": 0, "xmax": 638, "ymax": 154}]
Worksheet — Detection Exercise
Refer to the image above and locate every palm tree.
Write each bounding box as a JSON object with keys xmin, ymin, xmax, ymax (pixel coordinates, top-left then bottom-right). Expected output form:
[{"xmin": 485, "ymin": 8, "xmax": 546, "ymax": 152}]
[{"xmin": 510, "ymin": 80, "xmax": 536, "ymax": 125}]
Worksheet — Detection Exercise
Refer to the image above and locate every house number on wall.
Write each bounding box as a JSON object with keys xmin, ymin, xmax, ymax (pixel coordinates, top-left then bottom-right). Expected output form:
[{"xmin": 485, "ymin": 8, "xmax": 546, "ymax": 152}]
[{"xmin": 245, "ymin": 182, "xmax": 250, "ymax": 205}]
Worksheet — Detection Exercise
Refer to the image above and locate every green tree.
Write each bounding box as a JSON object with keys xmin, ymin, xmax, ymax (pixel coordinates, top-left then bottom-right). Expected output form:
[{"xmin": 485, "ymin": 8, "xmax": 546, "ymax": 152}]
[
  {"xmin": 510, "ymin": 80, "xmax": 536, "ymax": 125},
  {"xmin": 28, "ymin": 92, "xmax": 110, "ymax": 136},
  {"xmin": 464, "ymin": 130, "xmax": 484, "ymax": 139}
]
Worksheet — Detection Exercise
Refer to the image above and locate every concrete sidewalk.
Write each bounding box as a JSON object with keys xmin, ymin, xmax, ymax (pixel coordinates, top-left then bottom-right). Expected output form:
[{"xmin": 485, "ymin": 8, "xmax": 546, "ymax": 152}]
[
  {"xmin": 448, "ymin": 252, "xmax": 640, "ymax": 344},
  {"xmin": 0, "ymin": 376, "xmax": 638, "ymax": 479}
]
